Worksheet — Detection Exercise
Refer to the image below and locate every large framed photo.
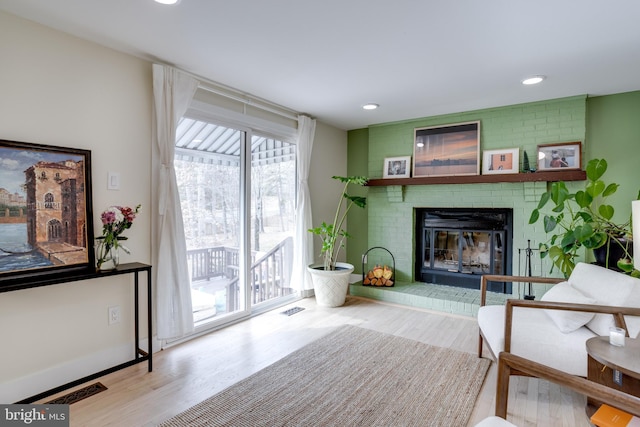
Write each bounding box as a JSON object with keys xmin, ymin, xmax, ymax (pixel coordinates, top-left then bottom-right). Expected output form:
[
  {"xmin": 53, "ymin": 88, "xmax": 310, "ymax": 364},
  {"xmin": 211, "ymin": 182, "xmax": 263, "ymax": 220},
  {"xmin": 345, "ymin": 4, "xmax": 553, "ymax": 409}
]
[
  {"xmin": 537, "ymin": 141, "xmax": 582, "ymax": 171},
  {"xmin": 383, "ymin": 156, "xmax": 411, "ymax": 178},
  {"xmin": 0, "ymin": 139, "xmax": 95, "ymax": 286},
  {"xmin": 482, "ymin": 148, "xmax": 519, "ymax": 175},
  {"xmin": 413, "ymin": 121, "xmax": 480, "ymax": 177}
]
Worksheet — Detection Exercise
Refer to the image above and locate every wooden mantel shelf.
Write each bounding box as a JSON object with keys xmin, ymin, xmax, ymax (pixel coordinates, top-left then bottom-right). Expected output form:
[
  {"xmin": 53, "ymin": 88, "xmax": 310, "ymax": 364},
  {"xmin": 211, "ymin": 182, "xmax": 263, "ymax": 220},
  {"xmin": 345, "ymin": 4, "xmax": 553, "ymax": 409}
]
[{"xmin": 366, "ymin": 169, "xmax": 586, "ymax": 186}]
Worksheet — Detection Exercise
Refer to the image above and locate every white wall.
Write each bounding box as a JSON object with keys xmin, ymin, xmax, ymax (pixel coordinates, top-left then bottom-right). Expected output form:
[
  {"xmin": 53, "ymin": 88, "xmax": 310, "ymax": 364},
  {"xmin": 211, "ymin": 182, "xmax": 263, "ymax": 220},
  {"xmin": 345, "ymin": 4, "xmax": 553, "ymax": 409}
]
[
  {"xmin": 0, "ymin": 11, "xmax": 346, "ymax": 403},
  {"xmin": 308, "ymin": 122, "xmax": 349, "ymax": 264},
  {"xmin": 0, "ymin": 11, "xmax": 153, "ymax": 403}
]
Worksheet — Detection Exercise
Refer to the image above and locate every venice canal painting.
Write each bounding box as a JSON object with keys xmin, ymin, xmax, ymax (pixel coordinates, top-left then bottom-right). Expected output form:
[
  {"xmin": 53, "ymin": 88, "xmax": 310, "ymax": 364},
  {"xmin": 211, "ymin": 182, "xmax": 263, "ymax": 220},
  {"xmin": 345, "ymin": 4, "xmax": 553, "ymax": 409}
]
[{"xmin": 0, "ymin": 140, "xmax": 92, "ymax": 277}]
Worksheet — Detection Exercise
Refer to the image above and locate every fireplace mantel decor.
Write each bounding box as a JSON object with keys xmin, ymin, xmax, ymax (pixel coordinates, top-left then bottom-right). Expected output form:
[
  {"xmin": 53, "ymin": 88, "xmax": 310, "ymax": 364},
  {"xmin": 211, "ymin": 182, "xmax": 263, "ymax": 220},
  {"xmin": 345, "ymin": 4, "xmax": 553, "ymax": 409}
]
[
  {"xmin": 366, "ymin": 169, "xmax": 587, "ymax": 186},
  {"xmin": 413, "ymin": 121, "xmax": 480, "ymax": 178}
]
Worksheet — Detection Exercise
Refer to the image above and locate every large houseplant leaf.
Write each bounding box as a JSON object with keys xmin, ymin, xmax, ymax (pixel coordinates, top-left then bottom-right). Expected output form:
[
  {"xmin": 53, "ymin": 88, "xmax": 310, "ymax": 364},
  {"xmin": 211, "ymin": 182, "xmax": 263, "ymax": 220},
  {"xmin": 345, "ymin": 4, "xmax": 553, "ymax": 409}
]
[
  {"xmin": 602, "ymin": 183, "xmax": 619, "ymax": 197},
  {"xmin": 575, "ymin": 190, "xmax": 593, "ymax": 208},
  {"xmin": 598, "ymin": 204, "xmax": 615, "ymax": 220},
  {"xmin": 550, "ymin": 181, "xmax": 570, "ymax": 205},
  {"xmin": 543, "ymin": 215, "xmax": 558, "ymax": 233},
  {"xmin": 586, "ymin": 158, "xmax": 607, "ymax": 181}
]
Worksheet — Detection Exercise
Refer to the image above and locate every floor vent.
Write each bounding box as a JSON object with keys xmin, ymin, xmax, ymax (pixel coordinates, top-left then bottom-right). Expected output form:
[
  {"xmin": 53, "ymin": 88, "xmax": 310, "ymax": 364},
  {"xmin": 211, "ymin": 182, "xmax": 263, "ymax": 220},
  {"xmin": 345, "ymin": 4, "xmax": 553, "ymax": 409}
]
[
  {"xmin": 45, "ymin": 382, "xmax": 108, "ymax": 405},
  {"xmin": 281, "ymin": 307, "xmax": 305, "ymax": 316}
]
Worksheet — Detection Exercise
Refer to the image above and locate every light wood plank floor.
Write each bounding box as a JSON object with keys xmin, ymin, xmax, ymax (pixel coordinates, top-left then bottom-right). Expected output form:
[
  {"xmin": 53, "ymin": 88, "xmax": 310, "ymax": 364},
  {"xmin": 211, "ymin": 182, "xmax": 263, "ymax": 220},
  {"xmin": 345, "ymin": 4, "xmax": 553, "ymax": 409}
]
[{"xmin": 41, "ymin": 296, "xmax": 592, "ymax": 426}]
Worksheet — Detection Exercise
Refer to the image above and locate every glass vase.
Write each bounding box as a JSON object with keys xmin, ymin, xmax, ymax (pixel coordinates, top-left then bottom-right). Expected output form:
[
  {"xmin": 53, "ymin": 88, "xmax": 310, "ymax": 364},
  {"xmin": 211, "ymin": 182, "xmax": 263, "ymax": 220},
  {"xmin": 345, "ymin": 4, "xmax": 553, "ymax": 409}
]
[{"xmin": 95, "ymin": 239, "xmax": 120, "ymax": 271}]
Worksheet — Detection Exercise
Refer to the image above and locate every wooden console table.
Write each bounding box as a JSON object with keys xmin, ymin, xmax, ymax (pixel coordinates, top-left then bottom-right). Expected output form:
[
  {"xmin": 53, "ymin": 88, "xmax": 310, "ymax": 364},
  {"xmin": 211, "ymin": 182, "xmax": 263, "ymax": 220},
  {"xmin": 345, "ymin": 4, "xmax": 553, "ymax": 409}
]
[
  {"xmin": 0, "ymin": 263, "xmax": 153, "ymax": 403},
  {"xmin": 586, "ymin": 336, "xmax": 640, "ymax": 414}
]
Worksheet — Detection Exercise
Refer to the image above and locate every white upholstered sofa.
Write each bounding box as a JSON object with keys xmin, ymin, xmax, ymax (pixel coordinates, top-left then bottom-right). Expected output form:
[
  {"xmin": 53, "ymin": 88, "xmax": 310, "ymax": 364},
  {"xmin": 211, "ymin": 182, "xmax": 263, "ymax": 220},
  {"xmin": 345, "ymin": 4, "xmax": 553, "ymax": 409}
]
[{"xmin": 477, "ymin": 262, "xmax": 640, "ymax": 377}]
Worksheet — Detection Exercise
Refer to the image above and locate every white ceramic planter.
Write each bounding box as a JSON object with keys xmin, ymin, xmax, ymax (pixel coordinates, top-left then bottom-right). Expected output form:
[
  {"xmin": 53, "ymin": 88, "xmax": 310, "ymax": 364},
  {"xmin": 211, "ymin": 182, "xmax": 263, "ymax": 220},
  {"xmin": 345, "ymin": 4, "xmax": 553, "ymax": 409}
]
[{"xmin": 307, "ymin": 262, "xmax": 354, "ymax": 307}]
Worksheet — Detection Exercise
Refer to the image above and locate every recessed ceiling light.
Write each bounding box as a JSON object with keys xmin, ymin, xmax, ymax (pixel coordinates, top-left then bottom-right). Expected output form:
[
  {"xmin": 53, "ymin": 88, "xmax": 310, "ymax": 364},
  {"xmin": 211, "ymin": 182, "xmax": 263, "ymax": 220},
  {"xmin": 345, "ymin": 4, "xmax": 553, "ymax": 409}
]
[
  {"xmin": 154, "ymin": 0, "xmax": 179, "ymax": 4},
  {"xmin": 522, "ymin": 75, "xmax": 546, "ymax": 85},
  {"xmin": 362, "ymin": 103, "xmax": 379, "ymax": 110}
]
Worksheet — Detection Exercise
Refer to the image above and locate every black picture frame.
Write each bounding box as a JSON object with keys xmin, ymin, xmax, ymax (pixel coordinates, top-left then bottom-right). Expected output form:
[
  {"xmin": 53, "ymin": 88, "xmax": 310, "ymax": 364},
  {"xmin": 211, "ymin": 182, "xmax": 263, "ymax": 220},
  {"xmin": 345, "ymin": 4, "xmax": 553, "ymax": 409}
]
[{"xmin": 0, "ymin": 139, "xmax": 95, "ymax": 289}]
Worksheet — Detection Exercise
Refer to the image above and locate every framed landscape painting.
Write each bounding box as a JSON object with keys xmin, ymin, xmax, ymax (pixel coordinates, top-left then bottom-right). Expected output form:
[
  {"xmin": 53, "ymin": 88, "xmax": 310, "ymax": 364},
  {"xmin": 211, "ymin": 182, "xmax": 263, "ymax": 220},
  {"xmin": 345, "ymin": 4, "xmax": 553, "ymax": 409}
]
[
  {"xmin": 413, "ymin": 121, "xmax": 480, "ymax": 177},
  {"xmin": 0, "ymin": 139, "xmax": 95, "ymax": 287}
]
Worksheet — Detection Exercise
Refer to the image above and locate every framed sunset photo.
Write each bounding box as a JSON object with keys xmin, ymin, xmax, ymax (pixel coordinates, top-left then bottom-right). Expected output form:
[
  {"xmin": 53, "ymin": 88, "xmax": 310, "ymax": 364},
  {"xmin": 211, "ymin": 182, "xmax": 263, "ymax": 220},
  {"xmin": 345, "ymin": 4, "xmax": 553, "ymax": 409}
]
[{"xmin": 413, "ymin": 121, "xmax": 480, "ymax": 177}]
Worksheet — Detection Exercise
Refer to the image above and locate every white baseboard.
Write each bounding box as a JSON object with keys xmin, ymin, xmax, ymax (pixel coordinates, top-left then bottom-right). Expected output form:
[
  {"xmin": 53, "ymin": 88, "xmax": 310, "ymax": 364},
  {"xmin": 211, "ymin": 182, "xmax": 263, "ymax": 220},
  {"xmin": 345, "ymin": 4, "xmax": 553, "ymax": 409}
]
[
  {"xmin": 299, "ymin": 289, "xmax": 315, "ymax": 298},
  {"xmin": 1, "ymin": 338, "xmax": 159, "ymax": 404}
]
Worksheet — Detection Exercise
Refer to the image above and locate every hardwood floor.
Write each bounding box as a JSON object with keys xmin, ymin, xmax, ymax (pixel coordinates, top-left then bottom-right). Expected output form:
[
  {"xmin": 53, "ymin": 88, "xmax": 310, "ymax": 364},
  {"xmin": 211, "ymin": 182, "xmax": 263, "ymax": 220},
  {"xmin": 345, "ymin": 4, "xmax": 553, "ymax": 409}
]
[{"xmin": 42, "ymin": 296, "xmax": 592, "ymax": 426}]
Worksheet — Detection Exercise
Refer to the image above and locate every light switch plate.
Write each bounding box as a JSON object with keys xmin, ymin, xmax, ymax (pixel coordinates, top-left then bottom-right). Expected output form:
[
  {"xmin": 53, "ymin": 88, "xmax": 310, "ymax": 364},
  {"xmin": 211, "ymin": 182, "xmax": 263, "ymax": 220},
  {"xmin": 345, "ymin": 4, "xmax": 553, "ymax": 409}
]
[{"xmin": 107, "ymin": 172, "xmax": 120, "ymax": 190}]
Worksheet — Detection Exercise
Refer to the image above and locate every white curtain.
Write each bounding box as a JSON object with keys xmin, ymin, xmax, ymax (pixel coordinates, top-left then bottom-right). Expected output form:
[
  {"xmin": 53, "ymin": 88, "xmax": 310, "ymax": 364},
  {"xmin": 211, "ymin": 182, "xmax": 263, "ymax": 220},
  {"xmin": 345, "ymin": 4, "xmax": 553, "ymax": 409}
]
[
  {"xmin": 152, "ymin": 64, "xmax": 199, "ymax": 340},
  {"xmin": 291, "ymin": 115, "xmax": 316, "ymax": 294}
]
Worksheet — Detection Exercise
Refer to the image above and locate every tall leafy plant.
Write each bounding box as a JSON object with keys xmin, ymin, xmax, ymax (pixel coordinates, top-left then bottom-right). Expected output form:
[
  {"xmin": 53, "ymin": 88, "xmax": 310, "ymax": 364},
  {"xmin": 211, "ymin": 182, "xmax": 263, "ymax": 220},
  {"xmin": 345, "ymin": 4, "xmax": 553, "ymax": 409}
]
[
  {"xmin": 309, "ymin": 176, "xmax": 367, "ymax": 271},
  {"xmin": 529, "ymin": 158, "xmax": 637, "ymax": 277}
]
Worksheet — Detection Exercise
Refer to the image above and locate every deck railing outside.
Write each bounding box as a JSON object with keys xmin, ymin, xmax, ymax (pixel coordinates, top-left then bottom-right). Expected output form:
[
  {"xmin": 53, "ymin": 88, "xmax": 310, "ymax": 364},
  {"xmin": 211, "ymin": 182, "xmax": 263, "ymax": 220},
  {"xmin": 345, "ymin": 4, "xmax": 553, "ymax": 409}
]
[{"xmin": 186, "ymin": 236, "xmax": 294, "ymax": 313}]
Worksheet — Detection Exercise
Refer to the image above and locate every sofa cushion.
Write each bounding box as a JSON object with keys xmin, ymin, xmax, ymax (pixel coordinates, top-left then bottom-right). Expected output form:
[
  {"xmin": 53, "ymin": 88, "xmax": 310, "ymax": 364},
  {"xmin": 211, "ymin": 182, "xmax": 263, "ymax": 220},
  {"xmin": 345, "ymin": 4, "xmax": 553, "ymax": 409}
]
[
  {"xmin": 569, "ymin": 262, "xmax": 637, "ymax": 304},
  {"xmin": 540, "ymin": 281, "xmax": 597, "ymax": 333},
  {"xmin": 585, "ymin": 283, "xmax": 640, "ymax": 338},
  {"xmin": 478, "ymin": 304, "xmax": 596, "ymax": 377},
  {"xmin": 568, "ymin": 262, "xmax": 640, "ymax": 337}
]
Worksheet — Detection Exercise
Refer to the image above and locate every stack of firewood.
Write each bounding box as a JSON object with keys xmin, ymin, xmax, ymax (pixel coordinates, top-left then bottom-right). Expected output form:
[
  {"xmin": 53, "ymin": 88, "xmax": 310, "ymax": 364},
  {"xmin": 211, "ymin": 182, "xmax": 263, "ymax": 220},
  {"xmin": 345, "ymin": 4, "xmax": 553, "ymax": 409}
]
[{"xmin": 363, "ymin": 264, "xmax": 394, "ymax": 286}]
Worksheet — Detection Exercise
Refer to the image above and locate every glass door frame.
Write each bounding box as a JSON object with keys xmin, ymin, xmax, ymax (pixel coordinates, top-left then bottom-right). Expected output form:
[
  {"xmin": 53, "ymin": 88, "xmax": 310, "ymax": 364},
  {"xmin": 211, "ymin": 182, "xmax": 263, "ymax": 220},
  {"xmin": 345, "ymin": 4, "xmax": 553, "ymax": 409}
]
[{"xmin": 174, "ymin": 116, "xmax": 300, "ymax": 341}]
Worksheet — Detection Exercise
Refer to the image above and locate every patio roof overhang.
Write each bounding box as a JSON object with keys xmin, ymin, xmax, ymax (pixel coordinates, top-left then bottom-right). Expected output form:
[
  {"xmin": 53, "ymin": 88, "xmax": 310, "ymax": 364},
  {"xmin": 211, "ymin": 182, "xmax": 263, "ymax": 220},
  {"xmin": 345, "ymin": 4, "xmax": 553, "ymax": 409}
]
[{"xmin": 175, "ymin": 117, "xmax": 295, "ymax": 166}]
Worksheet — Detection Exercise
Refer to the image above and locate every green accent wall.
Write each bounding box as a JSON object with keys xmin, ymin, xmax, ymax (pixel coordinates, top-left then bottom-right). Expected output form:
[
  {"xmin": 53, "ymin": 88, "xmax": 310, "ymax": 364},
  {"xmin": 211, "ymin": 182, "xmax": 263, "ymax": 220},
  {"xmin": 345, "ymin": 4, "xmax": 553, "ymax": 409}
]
[
  {"xmin": 586, "ymin": 91, "xmax": 640, "ymax": 224},
  {"xmin": 365, "ymin": 95, "xmax": 587, "ymax": 179},
  {"xmin": 346, "ymin": 127, "xmax": 369, "ymax": 273},
  {"xmin": 347, "ymin": 91, "xmax": 640, "ymax": 280}
]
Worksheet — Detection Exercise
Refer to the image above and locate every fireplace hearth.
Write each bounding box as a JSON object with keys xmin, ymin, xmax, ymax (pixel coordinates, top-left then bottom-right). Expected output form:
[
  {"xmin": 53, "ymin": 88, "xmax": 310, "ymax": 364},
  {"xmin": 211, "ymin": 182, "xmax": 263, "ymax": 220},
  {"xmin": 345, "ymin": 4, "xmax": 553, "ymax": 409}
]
[{"xmin": 415, "ymin": 208, "xmax": 513, "ymax": 293}]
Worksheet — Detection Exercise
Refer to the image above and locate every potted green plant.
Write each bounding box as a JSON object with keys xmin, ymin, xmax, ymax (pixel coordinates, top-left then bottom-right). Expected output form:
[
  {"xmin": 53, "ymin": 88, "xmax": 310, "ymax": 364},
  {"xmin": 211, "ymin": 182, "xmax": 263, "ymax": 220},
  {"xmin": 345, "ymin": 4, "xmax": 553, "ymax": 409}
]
[
  {"xmin": 529, "ymin": 158, "xmax": 637, "ymax": 278},
  {"xmin": 308, "ymin": 175, "xmax": 367, "ymax": 306}
]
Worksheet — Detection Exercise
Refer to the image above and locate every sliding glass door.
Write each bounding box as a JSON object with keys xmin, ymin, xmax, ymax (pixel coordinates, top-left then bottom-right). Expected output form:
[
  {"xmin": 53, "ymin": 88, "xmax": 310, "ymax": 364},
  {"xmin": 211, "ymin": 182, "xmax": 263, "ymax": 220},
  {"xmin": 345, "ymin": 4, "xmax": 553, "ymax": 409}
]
[
  {"xmin": 174, "ymin": 117, "xmax": 296, "ymax": 332},
  {"xmin": 249, "ymin": 134, "xmax": 296, "ymax": 310}
]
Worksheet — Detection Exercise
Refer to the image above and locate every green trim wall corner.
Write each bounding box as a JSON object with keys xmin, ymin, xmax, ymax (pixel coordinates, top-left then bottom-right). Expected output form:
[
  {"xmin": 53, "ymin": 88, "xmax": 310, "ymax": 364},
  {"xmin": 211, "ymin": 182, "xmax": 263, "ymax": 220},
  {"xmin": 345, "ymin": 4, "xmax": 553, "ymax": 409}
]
[
  {"xmin": 346, "ymin": 127, "xmax": 369, "ymax": 274},
  {"xmin": 346, "ymin": 91, "xmax": 640, "ymax": 281}
]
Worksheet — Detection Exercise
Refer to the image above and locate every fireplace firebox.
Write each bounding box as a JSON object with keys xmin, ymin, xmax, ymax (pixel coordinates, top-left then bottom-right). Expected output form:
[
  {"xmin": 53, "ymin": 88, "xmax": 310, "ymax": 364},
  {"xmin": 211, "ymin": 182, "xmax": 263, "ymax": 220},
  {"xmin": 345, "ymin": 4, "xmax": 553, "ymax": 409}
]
[{"xmin": 415, "ymin": 208, "xmax": 512, "ymax": 293}]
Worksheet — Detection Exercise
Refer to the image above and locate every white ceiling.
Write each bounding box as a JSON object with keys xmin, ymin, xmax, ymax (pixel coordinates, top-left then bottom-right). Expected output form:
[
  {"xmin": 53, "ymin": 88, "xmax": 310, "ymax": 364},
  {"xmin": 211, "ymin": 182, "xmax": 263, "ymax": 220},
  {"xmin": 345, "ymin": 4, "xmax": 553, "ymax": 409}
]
[{"xmin": 1, "ymin": 0, "xmax": 639, "ymax": 131}]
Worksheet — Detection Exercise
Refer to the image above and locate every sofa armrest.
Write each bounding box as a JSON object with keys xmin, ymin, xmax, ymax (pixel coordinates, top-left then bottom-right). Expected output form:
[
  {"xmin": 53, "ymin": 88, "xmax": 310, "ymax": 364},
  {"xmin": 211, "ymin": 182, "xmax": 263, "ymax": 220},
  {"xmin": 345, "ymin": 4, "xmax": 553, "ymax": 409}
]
[
  {"xmin": 503, "ymin": 299, "xmax": 640, "ymax": 352},
  {"xmin": 480, "ymin": 274, "xmax": 563, "ymax": 306},
  {"xmin": 496, "ymin": 351, "xmax": 640, "ymax": 419}
]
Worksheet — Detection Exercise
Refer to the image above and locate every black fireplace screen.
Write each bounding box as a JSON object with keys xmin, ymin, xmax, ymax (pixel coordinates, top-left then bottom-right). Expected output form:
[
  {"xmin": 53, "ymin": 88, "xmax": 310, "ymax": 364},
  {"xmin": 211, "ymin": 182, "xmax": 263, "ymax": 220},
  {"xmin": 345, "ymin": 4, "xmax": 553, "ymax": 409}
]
[{"xmin": 415, "ymin": 208, "xmax": 512, "ymax": 293}]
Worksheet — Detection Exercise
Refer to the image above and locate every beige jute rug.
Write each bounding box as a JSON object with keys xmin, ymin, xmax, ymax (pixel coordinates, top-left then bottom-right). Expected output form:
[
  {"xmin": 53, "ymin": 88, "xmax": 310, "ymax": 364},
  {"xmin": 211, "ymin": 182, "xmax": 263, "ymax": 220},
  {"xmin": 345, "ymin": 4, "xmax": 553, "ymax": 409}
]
[{"xmin": 158, "ymin": 325, "xmax": 490, "ymax": 427}]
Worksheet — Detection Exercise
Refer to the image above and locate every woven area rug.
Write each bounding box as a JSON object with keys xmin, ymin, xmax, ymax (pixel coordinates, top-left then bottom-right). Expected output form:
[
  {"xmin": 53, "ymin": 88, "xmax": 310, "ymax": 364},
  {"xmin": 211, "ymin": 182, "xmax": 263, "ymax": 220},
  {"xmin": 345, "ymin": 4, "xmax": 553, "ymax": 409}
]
[{"xmin": 159, "ymin": 325, "xmax": 490, "ymax": 427}]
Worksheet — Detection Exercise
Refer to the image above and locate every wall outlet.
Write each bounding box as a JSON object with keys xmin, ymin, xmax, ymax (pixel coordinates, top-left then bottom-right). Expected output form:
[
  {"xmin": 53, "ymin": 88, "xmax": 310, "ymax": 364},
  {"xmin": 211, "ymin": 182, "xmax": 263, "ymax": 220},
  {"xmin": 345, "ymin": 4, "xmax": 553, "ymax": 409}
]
[{"xmin": 108, "ymin": 305, "xmax": 121, "ymax": 325}]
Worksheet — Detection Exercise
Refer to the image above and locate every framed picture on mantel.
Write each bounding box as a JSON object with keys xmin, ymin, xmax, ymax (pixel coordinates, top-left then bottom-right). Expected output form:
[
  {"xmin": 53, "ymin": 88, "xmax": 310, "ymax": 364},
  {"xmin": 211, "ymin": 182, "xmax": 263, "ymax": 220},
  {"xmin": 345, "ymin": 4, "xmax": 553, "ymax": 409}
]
[
  {"xmin": 413, "ymin": 121, "xmax": 480, "ymax": 177},
  {"xmin": 383, "ymin": 156, "xmax": 411, "ymax": 178},
  {"xmin": 482, "ymin": 148, "xmax": 519, "ymax": 175},
  {"xmin": 0, "ymin": 139, "xmax": 95, "ymax": 289},
  {"xmin": 537, "ymin": 141, "xmax": 582, "ymax": 171}
]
